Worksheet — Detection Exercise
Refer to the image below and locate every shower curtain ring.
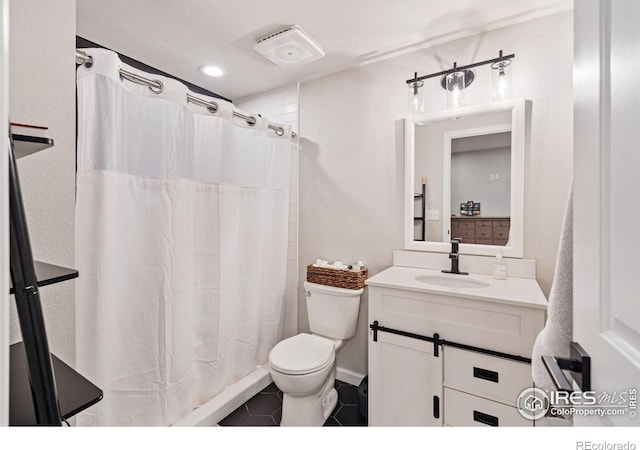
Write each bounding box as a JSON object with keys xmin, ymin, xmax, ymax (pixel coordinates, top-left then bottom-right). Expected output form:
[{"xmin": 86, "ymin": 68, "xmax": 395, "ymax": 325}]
[{"xmin": 149, "ymin": 80, "xmax": 164, "ymax": 94}]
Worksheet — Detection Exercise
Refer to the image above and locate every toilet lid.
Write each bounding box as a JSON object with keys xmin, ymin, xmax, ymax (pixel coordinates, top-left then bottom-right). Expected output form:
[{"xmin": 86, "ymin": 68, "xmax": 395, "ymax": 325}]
[{"xmin": 269, "ymin": 333, "xmax": 335, "ymax": 375}]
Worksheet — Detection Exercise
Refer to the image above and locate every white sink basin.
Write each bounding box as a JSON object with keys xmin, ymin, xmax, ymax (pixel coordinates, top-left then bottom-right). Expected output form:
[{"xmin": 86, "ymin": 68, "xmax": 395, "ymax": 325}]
[{"xmin": 414, "ymin": 274, "xmax": 490, "ymax": 289}]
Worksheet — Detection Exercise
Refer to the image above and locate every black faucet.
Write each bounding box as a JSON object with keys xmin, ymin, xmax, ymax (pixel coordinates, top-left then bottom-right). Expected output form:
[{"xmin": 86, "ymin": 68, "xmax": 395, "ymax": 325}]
[{"xmin": 442, "ymin": 238, "xmax": 468, "ymax": 275}]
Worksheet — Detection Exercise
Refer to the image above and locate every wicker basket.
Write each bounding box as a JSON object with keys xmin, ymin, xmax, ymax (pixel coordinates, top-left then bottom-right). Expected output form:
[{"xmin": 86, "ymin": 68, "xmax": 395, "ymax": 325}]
[{"xmin": 306, "ymin": 264, "xmax": 368, "ymax": 290}]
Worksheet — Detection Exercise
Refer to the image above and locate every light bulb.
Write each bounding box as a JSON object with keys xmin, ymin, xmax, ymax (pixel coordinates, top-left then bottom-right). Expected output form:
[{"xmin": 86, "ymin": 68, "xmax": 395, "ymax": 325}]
[
  {"xmin": 497, "ymin": 76, "xmax": 508, "ymax": 98},
  {"xmin": 200, "ymin": 65, "xmax": 226, "ymax": 77},
  {"xmin": 451, "ymin": 87, "xmax": 462, "ymax": 107}
]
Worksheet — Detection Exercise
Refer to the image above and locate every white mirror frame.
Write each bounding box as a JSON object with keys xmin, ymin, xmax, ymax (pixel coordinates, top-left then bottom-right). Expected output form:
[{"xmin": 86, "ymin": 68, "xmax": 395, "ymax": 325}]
[{"xmin": 404, "ymin": 97, "xmax": 526, "ymax": 258}]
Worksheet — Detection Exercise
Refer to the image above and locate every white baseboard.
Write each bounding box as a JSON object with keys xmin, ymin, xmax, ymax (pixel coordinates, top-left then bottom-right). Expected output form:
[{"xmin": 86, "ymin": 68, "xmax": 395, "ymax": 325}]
[
  {"xmin": 172, "ymin": 366, "xmax": 272, "ymax": 427},
  {"xmin": 336, "ymin": 366, "xmax": 366, "ymax": 387}
]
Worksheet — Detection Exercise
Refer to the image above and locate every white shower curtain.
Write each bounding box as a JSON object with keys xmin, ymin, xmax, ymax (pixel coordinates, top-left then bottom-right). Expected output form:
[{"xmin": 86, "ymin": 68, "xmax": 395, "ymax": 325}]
[{"xmin": 75, "ymin": 49, "xmax": 291, "ymax": 426}]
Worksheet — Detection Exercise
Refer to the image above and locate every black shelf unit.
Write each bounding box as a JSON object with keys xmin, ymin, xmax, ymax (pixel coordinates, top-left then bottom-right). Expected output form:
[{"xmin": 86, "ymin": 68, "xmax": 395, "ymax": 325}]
[
  {"xmin": 10, "ymin": 342, "xmax": 103, "ymax": 425},
  {"xmin": 12, "ymin": 134, "xmax": 55, "ymax": 159},
  {"xmin": 7, "ymin": 133, "xmax": 103, "ymax": 426},
  {"xmin": 413, "ymin": 183, "xmax": 426, "ymax": 241},
  {"xmin": 9, "ymin": 261, "xmax": 78, "ymax": 295}
]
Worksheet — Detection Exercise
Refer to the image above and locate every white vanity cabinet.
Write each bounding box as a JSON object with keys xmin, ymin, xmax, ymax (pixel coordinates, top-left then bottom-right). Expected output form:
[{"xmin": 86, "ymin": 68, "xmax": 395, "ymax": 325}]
[{"xmin": 366, "ymin": 265, "xmax": 547, "ymax": 427}]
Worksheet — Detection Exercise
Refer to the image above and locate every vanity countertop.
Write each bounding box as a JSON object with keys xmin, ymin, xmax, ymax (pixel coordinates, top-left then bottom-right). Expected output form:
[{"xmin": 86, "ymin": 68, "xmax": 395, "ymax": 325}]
[{"xmin": 365, "ymin": 266, "xmax": 548, "ymax": 310}]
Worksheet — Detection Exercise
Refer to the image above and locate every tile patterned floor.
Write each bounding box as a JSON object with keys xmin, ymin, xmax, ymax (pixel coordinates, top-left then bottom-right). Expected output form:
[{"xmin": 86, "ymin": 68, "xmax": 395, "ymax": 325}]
[{"xmin": 218, "ymin": 379, "xmax": 367, "ymax": 426}]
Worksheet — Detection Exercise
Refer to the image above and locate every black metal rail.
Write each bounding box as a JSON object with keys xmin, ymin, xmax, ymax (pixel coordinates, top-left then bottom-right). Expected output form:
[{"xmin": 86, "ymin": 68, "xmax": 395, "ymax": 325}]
[
  {"xmin": 406, "ymin": 50, "xmax": 515, "ymax": 85},
  {"xmin": 370, "ymin": 321, "xmax": 531, "ymax": 364},
  {"xmin": 8, "ymin": 135, "xmax": 61, "ymax": 426}
]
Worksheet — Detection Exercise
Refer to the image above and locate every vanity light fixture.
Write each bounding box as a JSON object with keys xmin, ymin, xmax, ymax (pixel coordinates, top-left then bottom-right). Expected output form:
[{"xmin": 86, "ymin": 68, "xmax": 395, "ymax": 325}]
[
  {"xmin": 406, "ymin": 50, "xmax": 514, "ymax": 110},
  {"xmin": 200, "ymin": 65, "xmax": 226, "ymax": 77}
]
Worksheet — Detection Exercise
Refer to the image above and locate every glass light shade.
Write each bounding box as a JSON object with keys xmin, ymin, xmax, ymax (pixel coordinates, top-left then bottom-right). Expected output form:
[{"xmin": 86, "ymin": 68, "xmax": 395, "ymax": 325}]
[
  {"xmin": 491, "ymin": 60, "xmax": 512, "ymax": 101},
  {"xmin": 446, "ymin": 71, "xmax": 466, "ymax": 108},
  {"xmin": 408, "ymin": 80, "xmax": 424, "ymax": 114}
]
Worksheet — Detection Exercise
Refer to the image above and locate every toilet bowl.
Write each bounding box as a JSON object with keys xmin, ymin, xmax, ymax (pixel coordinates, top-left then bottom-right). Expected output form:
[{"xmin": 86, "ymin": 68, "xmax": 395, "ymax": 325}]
[
  {"xmin": 269, "ymin": 333, "xmax": 338, "ymax": 426},
  {"xmin": 268, "ymin": 281, "xmax": 363, "ymax": 426}
]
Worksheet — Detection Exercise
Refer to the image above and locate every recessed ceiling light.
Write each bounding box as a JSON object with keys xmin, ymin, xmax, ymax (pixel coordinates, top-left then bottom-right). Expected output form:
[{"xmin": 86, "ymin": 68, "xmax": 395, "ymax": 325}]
[{"xmin": 200, "ymin": 65, "xmax": 226, "ymax": 77}]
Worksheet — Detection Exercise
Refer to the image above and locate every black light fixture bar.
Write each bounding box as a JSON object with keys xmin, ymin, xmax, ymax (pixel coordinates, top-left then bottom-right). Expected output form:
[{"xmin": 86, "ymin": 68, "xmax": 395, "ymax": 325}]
[{"xmin": 406, "ymin": 50, "xmax": 515, "ymax": 85}]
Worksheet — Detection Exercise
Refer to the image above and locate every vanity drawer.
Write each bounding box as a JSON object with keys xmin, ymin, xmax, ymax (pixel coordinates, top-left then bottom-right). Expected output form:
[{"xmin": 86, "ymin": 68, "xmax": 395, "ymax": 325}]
[
  {"xmin": 493, "ymin": 238, "xmax": 508, "ymax": 246},
  {"xmin": 475, "ymin": 239, "xmax": 493, "ymax": 245},
  {"xmin": 458, "ymin": 229, "xmax": 475, "ymax": 240},
  {"xmin": 444, "ymin": 388, "xmax": 532, "ymax": 427},
  {"xmin": 476, "ymin": 228, "xmax": 492, "ymax": 239},
  {"xmin": 458, "ymin": 221, "xmax": 475, "ymax": 231},
  {"xmin": 475, "ymin": 220, "xmax": 493, "ymax": 228},
  {"xmin": 493, "ymin": 228, "xmax": 509, "ymax": 239},
  {"xmin": 443, "ymin": 347, "xmax": 532, "ymax": 406},
  {"xmin": 493, "ymin": 220, "xmax": 510, "ymax": 229}
]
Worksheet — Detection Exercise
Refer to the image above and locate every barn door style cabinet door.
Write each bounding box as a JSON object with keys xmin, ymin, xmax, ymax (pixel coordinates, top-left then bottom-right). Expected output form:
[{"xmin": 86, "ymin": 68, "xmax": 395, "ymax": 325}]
[{"xmin": 368, "ymin": 325, "xmax": 443, "ymax": 426}]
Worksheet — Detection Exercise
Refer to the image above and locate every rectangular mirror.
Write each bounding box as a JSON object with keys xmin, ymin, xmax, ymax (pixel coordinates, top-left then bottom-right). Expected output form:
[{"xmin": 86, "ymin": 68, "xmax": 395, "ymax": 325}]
[{"xmin": 404, "ymin": 98, "xmax": 525, "ymax": 257}]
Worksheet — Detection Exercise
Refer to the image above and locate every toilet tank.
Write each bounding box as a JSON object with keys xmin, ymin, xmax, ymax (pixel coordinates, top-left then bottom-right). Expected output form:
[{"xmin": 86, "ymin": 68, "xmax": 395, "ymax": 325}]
[{"xmin": 304, "ymin": 281, "xmax": 364, "ymax": 340}]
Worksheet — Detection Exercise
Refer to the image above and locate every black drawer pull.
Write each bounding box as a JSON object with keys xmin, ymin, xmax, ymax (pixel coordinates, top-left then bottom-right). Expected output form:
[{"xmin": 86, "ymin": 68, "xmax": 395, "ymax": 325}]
[
  {"xmin": 433, "ymin": 395, "xmax": 440, "ymax": 419},
  {"xmin": 473, "ymin": 367, "xmax": 499, "ymax": 383},
  {"xmin": 473, "ymin": 410, "xmax": 499, "ymax": 427}
]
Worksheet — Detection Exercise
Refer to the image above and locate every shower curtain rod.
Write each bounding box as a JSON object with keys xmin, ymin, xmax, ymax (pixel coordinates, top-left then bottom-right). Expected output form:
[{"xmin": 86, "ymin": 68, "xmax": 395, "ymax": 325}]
[{"xmin": 76, "ymin": 49, "xmax": 296, "ymax": 138}]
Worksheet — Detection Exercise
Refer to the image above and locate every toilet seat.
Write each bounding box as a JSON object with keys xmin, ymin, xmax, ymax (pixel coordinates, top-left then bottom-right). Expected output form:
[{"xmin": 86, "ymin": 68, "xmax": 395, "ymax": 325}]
[{"xmin": 269, "ymin": 333, "xmax": 335, "ymax": 375}]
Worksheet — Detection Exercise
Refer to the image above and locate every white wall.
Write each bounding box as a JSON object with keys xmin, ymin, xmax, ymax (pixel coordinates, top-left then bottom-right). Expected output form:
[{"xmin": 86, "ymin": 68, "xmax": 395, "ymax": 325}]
[
  {"xmin": 299, "ymin": 12, "xmax": 573, "ymax": 377},
  {"xmin": 451, "ymin": 147, "xmax": 511, "ymax": 217},
  {"xmin": 0, "ymin": 0, "xmax": 9, "ymax": 427},
  {"xmin": 236, "ymin": 84, "xmax": 299, "ymax": 339},
  {"xmin": 9, "ymin": 0, "xmax": 76, "ymax": 364}
]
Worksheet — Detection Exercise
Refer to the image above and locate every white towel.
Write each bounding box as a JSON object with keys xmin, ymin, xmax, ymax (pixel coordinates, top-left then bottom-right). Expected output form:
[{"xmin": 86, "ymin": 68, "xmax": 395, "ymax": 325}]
[
  {"xmin": 312, "ymin": 258, "xmax": 351, "ymax": 270},
  {"xmin": 331, "ymin": 260, "xmax": 349, "ymax": 270},
  {"xmin": 531, "ymin": 187, "xmax": 573, "ymax": 393},
  {"xmin": 312, "ymin": 258, "xmax": 331, "ymax": 268}
]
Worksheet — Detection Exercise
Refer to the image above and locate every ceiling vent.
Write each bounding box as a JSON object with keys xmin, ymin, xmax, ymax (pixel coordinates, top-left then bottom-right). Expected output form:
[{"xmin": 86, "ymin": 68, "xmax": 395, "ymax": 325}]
[{"xmin": 254, "ymin": 25, "xmax": 324, "ymax": 68}]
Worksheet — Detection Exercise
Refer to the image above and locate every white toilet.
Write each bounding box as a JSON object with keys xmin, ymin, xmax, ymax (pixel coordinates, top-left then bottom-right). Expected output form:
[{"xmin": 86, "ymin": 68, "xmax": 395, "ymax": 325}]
[{"xmin": 268, "ymin": 281, "xmax": 363, "ymax": 426}]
